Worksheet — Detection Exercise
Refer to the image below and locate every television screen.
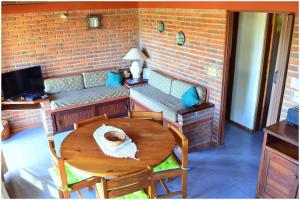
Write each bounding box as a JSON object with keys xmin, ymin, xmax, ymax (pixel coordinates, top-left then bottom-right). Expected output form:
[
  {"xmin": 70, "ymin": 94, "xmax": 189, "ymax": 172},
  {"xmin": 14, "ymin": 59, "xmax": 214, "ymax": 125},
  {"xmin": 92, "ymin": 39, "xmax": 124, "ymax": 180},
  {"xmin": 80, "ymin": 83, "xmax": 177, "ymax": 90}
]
[{"xmin": 1, "ymin": 66, "xmax": 45, "ymax": 99}]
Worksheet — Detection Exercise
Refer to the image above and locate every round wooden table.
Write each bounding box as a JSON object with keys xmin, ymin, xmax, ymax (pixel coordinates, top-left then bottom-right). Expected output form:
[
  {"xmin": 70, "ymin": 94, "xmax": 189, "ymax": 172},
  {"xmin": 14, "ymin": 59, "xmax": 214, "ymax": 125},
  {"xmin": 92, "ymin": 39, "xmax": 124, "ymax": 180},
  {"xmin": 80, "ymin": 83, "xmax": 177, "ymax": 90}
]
[{"xmin": 60, "ymin": 118, "xmax": 175, "ymax": 177}]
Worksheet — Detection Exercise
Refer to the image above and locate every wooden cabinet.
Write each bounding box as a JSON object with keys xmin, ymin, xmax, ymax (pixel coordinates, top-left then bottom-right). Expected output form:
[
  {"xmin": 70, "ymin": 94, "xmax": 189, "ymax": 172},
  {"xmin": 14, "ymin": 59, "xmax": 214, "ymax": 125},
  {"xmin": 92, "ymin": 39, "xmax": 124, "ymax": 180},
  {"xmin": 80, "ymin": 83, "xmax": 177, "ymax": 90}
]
[{"xmin": 256, "ymin": 121, "xmax": 299, "ymax": 198}]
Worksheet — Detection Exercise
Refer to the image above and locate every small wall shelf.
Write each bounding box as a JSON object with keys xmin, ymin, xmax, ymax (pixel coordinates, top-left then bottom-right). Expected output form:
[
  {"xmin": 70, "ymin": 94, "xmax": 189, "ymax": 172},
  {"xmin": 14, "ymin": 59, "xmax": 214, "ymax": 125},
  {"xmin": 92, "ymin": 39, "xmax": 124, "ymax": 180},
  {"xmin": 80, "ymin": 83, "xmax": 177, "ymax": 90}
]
[{"xmin": 1, "ymin": 99, "xmax": 50, "ymax": 111}]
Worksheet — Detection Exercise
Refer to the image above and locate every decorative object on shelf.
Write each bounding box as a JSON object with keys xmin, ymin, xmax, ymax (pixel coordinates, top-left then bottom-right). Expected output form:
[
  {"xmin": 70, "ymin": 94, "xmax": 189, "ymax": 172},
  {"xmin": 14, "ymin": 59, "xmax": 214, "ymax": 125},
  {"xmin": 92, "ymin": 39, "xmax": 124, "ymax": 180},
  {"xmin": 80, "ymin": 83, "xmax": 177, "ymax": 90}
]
[
  {"xmin": 87, "ymin": 14, "xmax": 101, "ymax": 29},
  {"xmin": 142, "ymin": 67, "xmax": 150, "ymax": 80},
  {"xmin": 176, "ymin": 31, "xmax": 186, "ymax": 46},
  {"xmin": 157, "ymin": 21, "xmax": 165, "ymax": 32},
  {"xmin": 60, "ymin": 11, "xmax": 69, "ymax": 19},
  {"xmin": 1, "ymin": 120, "xmax": 10, "ymax": 140},
  {"xmin": 123, "ymin": 70, "xmax": 131, "ymax": 79},
  {"xmin": 123, "ymin": 48, "xmax": 147, "ymax": 79}
]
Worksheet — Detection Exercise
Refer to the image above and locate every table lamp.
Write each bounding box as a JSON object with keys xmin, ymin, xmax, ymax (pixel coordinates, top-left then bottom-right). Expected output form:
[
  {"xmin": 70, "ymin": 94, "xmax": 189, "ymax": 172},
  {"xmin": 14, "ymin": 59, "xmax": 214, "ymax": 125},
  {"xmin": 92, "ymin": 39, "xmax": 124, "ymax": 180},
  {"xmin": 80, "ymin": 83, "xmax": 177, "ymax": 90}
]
[{"xmin": 123, "ymin": 48, "xmax": 147, "ymax": 79}]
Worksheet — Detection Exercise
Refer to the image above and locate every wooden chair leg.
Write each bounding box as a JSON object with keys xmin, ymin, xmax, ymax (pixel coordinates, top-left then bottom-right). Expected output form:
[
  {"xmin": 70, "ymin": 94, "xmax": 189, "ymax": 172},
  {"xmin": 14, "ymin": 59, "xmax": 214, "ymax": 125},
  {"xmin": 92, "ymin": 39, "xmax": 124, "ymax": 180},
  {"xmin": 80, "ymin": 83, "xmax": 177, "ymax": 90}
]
[
  {"xmin": 63, "ymin": 191, "xmax": 70, "ymax": 199},
  {"xmin": 182, "ymin": 171, "xmax": 187, "ymax": 198},
  {"xmin": 88, "ymin": 186, "xmax": 93, "ymax": 191},
  {"xmin": 58, "ymin": 189, "xmax": 64, "ymax": 199}
]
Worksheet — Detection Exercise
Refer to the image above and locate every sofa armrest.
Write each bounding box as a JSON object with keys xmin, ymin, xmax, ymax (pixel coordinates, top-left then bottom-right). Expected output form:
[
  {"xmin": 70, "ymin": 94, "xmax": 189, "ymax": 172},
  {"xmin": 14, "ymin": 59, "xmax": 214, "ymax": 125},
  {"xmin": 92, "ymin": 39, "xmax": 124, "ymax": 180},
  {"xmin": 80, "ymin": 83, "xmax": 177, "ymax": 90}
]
[{"xmin": 177, "ymin": 102, "xmax": 214, "ymax": 115}]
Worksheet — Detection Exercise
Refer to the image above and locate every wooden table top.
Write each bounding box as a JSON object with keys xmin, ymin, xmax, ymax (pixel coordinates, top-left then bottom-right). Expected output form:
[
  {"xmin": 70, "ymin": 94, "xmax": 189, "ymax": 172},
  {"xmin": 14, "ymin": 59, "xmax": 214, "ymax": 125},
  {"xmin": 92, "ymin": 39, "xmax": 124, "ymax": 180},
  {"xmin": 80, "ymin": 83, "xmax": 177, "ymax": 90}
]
[{"xmin": 60, "ymin": 118, "xmax": 175, "ymax": 177}]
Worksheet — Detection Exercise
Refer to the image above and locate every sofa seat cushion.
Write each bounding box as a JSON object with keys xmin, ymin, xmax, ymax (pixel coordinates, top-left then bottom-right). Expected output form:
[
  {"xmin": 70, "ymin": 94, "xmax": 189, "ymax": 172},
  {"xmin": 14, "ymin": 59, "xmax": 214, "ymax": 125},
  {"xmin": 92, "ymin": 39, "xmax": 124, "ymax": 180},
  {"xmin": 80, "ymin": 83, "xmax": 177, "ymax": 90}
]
[
  {"xmin": 44, "ymin": 75, "xmax": 85, "ymax": 94},
  {"xmin": 130, "ymin": 85, "xmax": 182, "ymax": 122},
  {"xmin": 50, "ymin": 86, "xmax": 129, "ymax": 109}
]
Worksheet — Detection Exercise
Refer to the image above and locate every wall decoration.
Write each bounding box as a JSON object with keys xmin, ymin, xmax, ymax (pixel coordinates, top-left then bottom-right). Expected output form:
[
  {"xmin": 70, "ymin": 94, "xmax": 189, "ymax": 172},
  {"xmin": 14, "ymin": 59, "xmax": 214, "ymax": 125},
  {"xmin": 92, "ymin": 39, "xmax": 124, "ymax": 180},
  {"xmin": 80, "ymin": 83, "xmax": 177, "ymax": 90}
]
[
  {"xmin": 176, "ymin": 31, "xmax": 185, "ymax": 46},
  {"xmin": 157, "ymin": 21, "xmax": 165, "ymax": 32},
  {"xmin": 87, "ymin": 15, "xmax": 101, "ymax": 29}
]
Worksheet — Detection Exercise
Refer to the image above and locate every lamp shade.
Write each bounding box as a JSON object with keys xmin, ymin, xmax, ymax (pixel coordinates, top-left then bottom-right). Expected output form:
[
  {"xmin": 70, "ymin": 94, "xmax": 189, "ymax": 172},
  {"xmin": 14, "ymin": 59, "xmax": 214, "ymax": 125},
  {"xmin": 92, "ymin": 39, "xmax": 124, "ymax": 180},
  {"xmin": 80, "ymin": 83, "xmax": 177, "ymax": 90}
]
[{"xmin": 123, "ymin": 48, "xmax": 147, "ymax": 60}]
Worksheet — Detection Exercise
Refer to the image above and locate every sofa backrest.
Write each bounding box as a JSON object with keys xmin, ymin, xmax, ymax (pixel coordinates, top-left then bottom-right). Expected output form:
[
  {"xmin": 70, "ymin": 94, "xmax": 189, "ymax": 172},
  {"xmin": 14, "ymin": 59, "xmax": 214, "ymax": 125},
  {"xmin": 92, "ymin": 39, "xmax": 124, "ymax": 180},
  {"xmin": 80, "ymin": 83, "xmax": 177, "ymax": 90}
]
[
  {"xmin": 82, "ymin": 69, "xmax": 117, "ymax": 88},
  {"xmin": 148, "ymin": 70, "xmax": 174, "ymax": 94},
  {"xmin": 44, "ymin": 75, "xmax": 85, "ymax": 94},
  {"xmin": 149, "ymin": 70, "xmax": 207, "ymax": 104}
]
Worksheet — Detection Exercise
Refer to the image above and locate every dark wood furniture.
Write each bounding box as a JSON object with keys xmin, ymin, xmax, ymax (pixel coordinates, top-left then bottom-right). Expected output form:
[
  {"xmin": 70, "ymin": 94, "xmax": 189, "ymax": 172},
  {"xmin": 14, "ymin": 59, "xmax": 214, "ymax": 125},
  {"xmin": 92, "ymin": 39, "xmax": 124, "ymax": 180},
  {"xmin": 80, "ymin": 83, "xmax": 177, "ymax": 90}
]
[
  {"xmin": 153, "ymin": 124, "xmax": 188, "ymax": 198},
  {"xmin": 74, "ymin": 114, "xmax": 107, "ymax": 130},
  {"xmin": 60, "ymin": 118, "xmax": 175, "ymax": 177},
  {"xmin": 48, "ymin": 140, "xmax": 99, "ymax": 199},
  {"xmin": 49, "ymin": 96, "xmax": 130, "ymax": 133},
  {"xmin": 256, "ymin": 121, "xmax": 298, "ymax": 198},
  {"xmin": 131, "ymin": 99, "xmax": 215, "ymax": 151},
  {"xmin": 128, "ymin": 111, "xmax": 163, "ymax": 125},
  {"xmin": 1, "ymin": 98, "xmax": 50, "ymax": 110},
  {"xmin": 95, "ymin": 166, "xmax": 154, "ymax": 199},
  {"xmin": 124, "ymin": 78, "xmax": 148, "ymax": 88}
]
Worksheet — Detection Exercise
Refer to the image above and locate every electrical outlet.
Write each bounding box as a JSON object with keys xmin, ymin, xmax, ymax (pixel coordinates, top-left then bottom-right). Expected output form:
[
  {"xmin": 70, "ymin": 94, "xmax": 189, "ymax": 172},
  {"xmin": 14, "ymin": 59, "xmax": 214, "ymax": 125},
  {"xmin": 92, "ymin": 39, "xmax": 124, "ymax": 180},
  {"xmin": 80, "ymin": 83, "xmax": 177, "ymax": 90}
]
[{"xmin": 208, "ymin": 67, "xmax": 217, "ymax": 77}]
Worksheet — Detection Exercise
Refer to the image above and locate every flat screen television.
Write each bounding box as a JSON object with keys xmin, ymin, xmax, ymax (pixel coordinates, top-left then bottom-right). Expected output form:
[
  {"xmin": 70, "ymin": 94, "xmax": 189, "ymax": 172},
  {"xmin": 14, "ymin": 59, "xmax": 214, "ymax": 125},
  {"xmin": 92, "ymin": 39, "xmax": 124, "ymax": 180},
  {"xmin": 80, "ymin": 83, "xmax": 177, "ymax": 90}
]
[{"xmin": 2, "ymin": 66, "xmax": 45, "ymax": 100}]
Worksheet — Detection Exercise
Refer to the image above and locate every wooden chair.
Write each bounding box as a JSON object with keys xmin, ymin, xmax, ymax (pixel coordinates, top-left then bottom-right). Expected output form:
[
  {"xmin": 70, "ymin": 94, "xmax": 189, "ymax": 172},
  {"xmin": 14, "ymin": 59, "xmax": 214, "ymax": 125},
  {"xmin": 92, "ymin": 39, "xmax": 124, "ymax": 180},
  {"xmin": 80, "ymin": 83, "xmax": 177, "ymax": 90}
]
[
  {"xmin": 153, "ymin": 124, "xmax": 188, "ymax": 198},
  {"xmin": 95, "ymin": 166, "xmax": 154, "ymax": 199},
  {"xmin": 48, "ymin": 140, "xmax": 99, "ymax": 199},
  {"xmin": 74, "ymin": 114, "xmax": 107, "ymax": 130},
  {"xmin": 128, "ymin": 111, "xmax": 163, "ymax": 125}
]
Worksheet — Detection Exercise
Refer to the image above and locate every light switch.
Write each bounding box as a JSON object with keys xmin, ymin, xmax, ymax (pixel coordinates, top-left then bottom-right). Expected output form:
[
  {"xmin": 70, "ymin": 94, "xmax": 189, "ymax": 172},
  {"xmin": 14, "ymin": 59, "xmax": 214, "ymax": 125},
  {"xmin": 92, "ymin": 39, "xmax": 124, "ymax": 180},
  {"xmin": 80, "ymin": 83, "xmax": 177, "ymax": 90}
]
[
  {"xmin": 290, "ymin": 77, "xmax": 299, "ymax": 89},
  {"xmin": 208, "ymin": 67, "xmax": 217, "ymax": 77}
]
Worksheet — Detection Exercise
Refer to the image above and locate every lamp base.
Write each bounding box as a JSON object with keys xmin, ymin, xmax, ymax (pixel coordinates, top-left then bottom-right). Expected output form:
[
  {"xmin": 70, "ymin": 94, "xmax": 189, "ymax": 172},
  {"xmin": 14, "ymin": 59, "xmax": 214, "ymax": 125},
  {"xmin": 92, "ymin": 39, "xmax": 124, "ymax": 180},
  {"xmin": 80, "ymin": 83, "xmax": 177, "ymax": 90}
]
[{"xmin": 130, "ymin": 61, "xmax": 142, "ymax": 79}]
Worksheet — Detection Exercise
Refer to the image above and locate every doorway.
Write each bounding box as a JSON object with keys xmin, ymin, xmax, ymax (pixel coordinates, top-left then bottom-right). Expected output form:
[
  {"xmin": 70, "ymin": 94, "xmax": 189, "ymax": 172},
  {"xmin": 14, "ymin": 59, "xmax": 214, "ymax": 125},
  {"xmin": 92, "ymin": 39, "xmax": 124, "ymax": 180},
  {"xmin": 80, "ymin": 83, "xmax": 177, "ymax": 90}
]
[{"xmin": 222, "ymin": 11, "xmax": 294, "ymax": 136}]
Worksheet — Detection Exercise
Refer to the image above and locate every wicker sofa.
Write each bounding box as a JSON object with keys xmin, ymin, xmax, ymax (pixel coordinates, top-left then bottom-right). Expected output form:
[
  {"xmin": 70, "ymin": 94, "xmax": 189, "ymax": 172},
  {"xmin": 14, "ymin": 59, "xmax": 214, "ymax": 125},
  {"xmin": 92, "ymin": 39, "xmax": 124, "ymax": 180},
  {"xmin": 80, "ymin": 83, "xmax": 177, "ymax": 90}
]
[
  {"xmin": 130, "ymin": 70, "xmax": 215, "ymax": 151},
  {"xmin": 43, "ymin": 69, "xmax": 130, "ymax": 133}
]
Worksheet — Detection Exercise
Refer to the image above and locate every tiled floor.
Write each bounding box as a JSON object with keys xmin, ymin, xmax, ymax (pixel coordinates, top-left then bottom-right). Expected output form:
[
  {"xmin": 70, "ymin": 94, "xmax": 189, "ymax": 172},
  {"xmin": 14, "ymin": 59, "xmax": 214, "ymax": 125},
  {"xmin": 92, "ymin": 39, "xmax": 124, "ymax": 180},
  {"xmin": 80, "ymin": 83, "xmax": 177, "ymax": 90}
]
[{"xmin": 2, "ymin": 122, "xmax": 264, "ymax": 198}]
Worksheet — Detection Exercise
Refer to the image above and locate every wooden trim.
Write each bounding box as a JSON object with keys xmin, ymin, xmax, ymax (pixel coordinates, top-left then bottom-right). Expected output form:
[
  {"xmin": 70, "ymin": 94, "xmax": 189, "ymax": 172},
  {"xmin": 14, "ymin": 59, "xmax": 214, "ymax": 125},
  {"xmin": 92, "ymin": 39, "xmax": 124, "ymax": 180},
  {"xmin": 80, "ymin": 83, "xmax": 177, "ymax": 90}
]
[
  {"xmin": 219, "ymin": 11, "xmax": 235, "ymax": 145},
  {"xmin": 46, "ymin": 96, "xmax": 129, "ymax": 114},
  {"xmin": 2, "ymin": 2, "xmax": 139, "ymax": 14},
  {"xmin": 228, "ymin": 119, "xmax": 255, "ymax": 132},
  {"xmin": 255, "ymin": 13, "xmax": 274, "ymax": 130},
  {"xmin": 11, "ymin": 122, "xmax": 43, "ymax": 133},
  {"xmin": 138, "ymin": 2, "xmax": 298, "ymax": 14},
  {"xmin": 43, "ymin": 67, "xmax": 117, "ymax": 79},
  {"xmin": 266, "ymin": 14, "xmax": 295, "ymax": 126},
  {"xmin": 177, "ymin": 103, "xmax": 214, "ymax": 115}
]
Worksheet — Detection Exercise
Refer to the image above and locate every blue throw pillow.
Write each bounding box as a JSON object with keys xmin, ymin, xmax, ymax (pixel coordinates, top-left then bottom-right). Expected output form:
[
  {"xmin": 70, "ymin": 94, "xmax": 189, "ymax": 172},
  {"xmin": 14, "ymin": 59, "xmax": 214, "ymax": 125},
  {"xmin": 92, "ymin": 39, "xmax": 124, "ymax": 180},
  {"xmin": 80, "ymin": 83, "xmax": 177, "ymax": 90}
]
[
  {"xmin": 181, "ymin": 86, "xmax": 199, "ymax": 108},
  {"xmin": 106, "ymin": 72, "xmax": 122, "ymax": 86}
]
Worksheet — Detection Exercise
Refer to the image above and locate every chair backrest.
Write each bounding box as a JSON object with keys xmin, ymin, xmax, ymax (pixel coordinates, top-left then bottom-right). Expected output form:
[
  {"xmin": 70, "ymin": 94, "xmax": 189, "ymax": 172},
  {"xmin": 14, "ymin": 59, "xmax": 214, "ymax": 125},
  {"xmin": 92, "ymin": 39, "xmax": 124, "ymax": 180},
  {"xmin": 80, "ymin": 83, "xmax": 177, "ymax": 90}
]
[
  {"xmin": 48, "ymin": 139, "xmax": 69, "ymax": 188},
  {"xmin": 98, "ymin": 167, "xmax": 154, "ymax": 199},
  {"xmin": 167, "ymin": 124, "xmax": 188, "ymax": 169},
  {"xmin": 74, "ymin": 114, "xmax": 107, "ymax": 130},
  {"xmin": 128, "ymin": 111, "xmax": 163, "ymax": 125}
]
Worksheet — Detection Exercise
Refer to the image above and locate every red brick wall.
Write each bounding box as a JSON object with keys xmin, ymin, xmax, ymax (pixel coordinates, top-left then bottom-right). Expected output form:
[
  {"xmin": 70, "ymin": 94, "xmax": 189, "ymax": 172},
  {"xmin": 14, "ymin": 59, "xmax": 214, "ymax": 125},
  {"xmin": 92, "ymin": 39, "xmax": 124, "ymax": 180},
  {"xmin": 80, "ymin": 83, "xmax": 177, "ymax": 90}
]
[
  {"xmin": 280, "ymin": 17, "xmax": 299, "ymax": 120},
  {"xmin": 1, "ymin": 8, "xmax": 138, "ymax": 131},
  {"xmin": 139, "ymin": 9, "xmax": 227, "ymax": 143}
]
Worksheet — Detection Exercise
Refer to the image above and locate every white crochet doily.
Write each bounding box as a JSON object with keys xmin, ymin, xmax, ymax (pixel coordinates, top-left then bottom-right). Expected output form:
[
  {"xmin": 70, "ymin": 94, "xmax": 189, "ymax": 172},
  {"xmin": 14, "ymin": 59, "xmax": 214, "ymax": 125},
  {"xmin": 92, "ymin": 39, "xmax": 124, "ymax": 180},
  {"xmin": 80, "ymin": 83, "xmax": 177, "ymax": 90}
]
[{"xmin": 93, "ymin": 124, "xmax": 139, "ymax": 160}]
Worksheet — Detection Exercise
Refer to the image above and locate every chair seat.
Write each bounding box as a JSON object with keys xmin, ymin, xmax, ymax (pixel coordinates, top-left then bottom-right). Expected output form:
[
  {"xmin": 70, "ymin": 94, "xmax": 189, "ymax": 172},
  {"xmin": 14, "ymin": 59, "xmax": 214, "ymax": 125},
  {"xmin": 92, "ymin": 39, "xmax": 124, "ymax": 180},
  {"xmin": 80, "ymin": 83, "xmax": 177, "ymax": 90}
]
[
  {"xmin": 153, "ymin": 154, "xmax": 181, "ymax": 173},
  {"xmin": 49, "ymin": 162, "xmax": 91, "ymax": 189},
  {"xmin": 95, "ymin": 183, "xmax": 149, "ymax": 199}
]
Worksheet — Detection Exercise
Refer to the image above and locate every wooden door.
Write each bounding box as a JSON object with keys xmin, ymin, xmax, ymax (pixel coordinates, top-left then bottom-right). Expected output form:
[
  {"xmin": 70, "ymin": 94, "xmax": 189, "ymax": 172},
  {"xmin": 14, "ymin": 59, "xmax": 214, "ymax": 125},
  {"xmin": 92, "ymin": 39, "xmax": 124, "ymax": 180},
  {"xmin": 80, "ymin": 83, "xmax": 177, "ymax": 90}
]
[
  {"xmin": 266, "ymin": 14, "xmax": 294, "ymax": 126},
  {"xmin": 260, "ymin": 149, "xmax": 298, "ymax": 198}
]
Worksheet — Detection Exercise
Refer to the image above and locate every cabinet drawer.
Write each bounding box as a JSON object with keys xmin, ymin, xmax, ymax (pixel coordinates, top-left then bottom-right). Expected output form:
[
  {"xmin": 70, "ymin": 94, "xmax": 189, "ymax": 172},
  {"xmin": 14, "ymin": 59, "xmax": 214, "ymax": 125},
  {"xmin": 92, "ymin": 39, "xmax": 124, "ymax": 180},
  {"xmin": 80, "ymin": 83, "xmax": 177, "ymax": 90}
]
[{"xmin": 260, "ymin": 149, "xmax": 298, "ymax": 198}]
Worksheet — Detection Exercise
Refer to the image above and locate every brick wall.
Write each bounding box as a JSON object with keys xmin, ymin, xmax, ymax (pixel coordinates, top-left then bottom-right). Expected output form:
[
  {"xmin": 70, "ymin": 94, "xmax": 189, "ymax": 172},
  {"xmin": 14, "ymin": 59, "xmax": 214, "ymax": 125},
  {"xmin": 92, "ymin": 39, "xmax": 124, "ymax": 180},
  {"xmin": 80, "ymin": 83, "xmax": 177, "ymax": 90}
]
[
  {"xmin": 1, "ymin": 8, "xmax": 138, "ymax": 131},
  {"xmin": 280, "ymin": 17, "xmax": 299, "ymax": 119},
  {"xmin": 139, "ymin": 9, "xmax": 226, "ymax": 143}
]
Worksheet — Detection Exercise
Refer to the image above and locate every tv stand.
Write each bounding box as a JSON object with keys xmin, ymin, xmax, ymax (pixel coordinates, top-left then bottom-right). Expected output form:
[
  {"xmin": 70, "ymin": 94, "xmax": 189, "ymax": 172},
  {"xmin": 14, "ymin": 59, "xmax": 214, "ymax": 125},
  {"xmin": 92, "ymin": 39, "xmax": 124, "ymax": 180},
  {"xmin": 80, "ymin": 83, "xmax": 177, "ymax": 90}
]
[{"xmin": 1, "ymin": 98, "xmax": 50, "ymax": 110}]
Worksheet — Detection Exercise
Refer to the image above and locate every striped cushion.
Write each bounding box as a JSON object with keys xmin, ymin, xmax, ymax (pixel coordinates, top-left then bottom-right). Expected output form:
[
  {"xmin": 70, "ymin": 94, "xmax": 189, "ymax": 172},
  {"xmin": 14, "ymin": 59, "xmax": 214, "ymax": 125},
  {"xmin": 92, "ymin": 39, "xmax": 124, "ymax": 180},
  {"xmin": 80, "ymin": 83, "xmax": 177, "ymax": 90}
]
[
  {"xmin": 148, "ymin": 71, "xmax": 173, "ymax": 94},
  {"xmin": 44, "ymin": 75, "xmax": 84, "ymax": 94},
  {"xmin": 82, "ymin": 69, "xmax": 117, "ymax": 88}
]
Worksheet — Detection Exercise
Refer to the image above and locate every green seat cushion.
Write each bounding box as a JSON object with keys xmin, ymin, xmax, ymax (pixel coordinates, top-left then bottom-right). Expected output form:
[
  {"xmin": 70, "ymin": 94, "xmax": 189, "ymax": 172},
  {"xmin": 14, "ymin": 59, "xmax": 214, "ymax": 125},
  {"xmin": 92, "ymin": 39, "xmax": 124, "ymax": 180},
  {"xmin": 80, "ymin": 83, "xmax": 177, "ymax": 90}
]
[
  {"xmin": 95, "ymin": 183, "xmax": 149, "ymax": 199},
  {"xmin": 82, "ymin": 69, "xmax": 117, "ymax": 88},
  {"xmin": 153, "ymin": 154, "xmax": 180, "ymax": 172},
  {"xmin": 106, "ymin": 72, "xmax": 123, "ymax": 87},
  {"xmin": 181, "ymin": 86, "xmax": 199, "ymax": 108},
  {"xmin": 148, "ymin": 70, "xmax": 174, "ymax": 94},
  {"xmin": 44, "ymin": 75, "xmax": 84, "ymax": 94},
  {"xmin": 49, "ymin": 86, "xmax": 129, "ymax": 109},
  {"xmin": 49, "ymin": 162, "xmax": 91, "ymax": 189}
]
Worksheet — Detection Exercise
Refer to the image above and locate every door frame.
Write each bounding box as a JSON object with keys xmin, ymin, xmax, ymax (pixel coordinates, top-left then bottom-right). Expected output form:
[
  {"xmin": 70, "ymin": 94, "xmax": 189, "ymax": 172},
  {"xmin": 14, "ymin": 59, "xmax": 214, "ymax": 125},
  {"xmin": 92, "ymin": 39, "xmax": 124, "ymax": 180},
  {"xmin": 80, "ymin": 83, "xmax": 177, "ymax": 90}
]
[{"xmin": 218, "ymin": 11, "xmax": 295, "ymax": 145}]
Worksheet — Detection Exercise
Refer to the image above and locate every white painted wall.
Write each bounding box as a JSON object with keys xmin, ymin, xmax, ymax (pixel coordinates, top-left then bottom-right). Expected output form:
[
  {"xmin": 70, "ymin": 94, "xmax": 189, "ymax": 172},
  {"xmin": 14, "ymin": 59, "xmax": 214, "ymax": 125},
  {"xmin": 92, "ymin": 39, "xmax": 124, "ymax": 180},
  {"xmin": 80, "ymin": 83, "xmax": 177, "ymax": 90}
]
[{"xmin": 230, "ymin": 12, "xmax": 267, "ymax": 129}]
